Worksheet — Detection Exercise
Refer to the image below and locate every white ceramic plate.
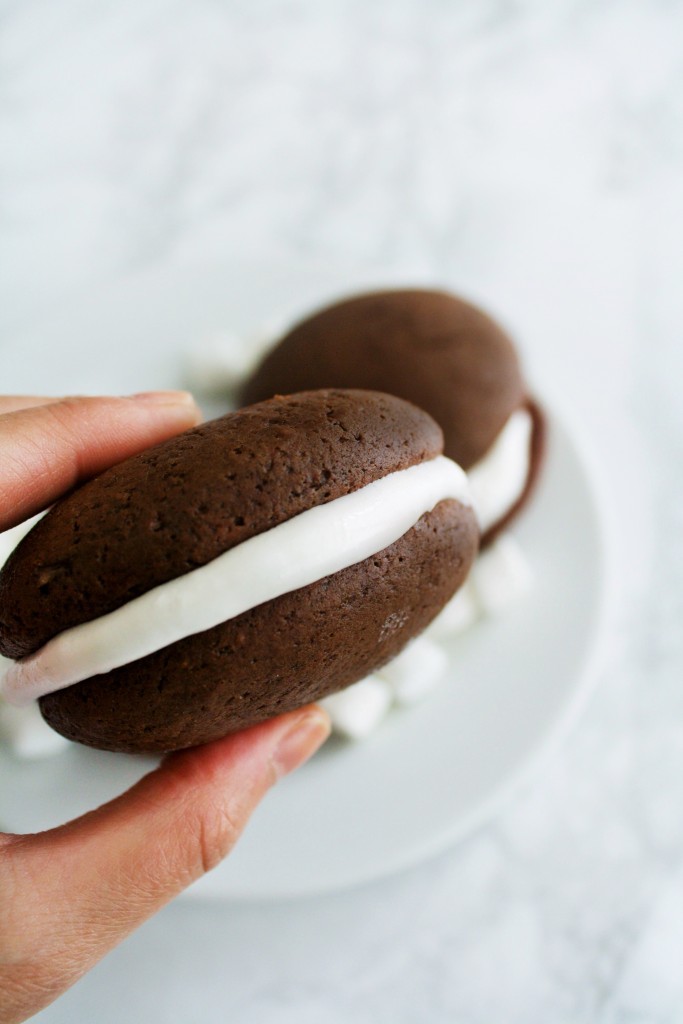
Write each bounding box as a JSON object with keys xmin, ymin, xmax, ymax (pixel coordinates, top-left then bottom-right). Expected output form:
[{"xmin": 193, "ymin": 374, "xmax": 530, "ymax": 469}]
[{"xmin": 0, "ymin": 257, "xmax": 609, "ymax": 899}]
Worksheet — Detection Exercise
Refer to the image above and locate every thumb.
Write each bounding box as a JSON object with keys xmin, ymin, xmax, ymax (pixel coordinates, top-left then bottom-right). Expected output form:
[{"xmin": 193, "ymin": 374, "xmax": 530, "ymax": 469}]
[{"xmin": 0, "ymin": 706, "xmax": 330, "ymax": 1023}]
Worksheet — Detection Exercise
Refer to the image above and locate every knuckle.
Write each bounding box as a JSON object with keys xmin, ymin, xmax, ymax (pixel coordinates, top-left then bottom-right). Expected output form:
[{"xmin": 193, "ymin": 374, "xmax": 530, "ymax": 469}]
[
  {"xmin": 42, "ymin": 395, "xmax": 87, "ymax": 428},
  {"xmin": 191, "ymin": 800, "xmax": 242, "ymax": 876}
]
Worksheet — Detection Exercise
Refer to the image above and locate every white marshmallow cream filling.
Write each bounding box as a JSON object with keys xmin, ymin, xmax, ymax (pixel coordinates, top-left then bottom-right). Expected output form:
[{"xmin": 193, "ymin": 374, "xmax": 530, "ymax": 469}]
[
  {"xmin": 1, "ymin": 456, "xmax": 471, "ymax": 707},
  {"xmin": 467, "ymin": 409, "xmax": 533, "ymax": 533}
]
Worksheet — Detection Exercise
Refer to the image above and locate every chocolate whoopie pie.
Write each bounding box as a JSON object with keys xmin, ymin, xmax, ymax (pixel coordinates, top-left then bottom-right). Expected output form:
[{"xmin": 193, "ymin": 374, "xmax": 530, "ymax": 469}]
[
  {"xmin": 240, "ymin": 289, "xmax": 546, "ymax": 545},
  {"xmin": 0, "ymin": 390, "xmax": 478, "ymax": 754}
]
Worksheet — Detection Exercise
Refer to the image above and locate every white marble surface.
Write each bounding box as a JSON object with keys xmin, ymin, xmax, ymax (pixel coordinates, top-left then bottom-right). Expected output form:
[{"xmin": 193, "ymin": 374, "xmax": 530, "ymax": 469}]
[{"xmin": 1, "ymin": 0, "xmax": 682, "ymax": 1020}]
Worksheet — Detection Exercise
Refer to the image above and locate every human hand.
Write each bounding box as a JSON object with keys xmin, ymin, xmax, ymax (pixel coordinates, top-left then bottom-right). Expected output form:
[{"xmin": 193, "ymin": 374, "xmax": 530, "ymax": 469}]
[{"xmin": 0, "ymin": 394, "xmax": 330, "ymax": 1024}]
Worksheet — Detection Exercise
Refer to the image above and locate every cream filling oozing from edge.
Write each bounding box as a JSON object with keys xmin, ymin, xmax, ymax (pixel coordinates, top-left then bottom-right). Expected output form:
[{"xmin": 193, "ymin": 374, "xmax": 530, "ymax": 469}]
[
  {"xmin": 1, "ymin": 456, "xmax": 472, "ymax": 707},
  {"xmin": 467, "ymin": 408, "xmax": 533, "ymax": 534}
]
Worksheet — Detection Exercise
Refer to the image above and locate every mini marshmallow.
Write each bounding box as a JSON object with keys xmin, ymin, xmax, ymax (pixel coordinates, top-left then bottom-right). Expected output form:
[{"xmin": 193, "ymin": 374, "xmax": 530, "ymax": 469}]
[
  {"xmin": 320, "ymin": 676, "xmax": 393, "ymax": 740},
  {"xmin": 185, "ymin": 317, "xmax": 288, "ymax": 397},
  {"xmin": 426, "ymin": 581, "xmax": 481, "ymax": 640},
  {"xmin": 469, "ymin": 534, "xmax": 533, "ymax": 616},
  {"xmin": 184, "ymin": 330, "xmax": 257, "ymax": 395},
  {"xmin": 245, "ymin": 313, "xmax": 289, "ymax": 354},
  {"xmin": 377, "ymin": 636, "xmax": 450, "ymax": 706},
  {"xmin": 322, "ymin": 538, "xmax": 534, "ymax": 741}
]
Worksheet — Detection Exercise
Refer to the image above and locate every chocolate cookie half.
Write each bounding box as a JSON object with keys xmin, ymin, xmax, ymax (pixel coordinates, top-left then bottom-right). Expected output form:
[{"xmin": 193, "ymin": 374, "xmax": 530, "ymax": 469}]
[
  {"xmin": 240, "ymin": 289, "xmax": 546, "ymax": 545},
  {"xmin": 0, "ymin": 390, "xmax": 478, "ymax": 753}
]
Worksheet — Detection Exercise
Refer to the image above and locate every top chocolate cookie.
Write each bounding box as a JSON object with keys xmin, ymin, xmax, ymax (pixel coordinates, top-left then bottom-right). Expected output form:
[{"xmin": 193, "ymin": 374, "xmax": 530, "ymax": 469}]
[
  {"xmin": 239, "ymin": 289, "xmax": 545, "ymax": 544},
  {"xmin": 240, "ymin": 289, "xmax": 524, "ymax": 469}
]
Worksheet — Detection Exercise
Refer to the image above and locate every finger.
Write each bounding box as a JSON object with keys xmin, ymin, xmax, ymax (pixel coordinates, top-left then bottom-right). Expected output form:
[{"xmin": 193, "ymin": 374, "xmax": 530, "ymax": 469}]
[
  {"xmin": 0, "ymin": 397, "xmax": 60, "ymax": 416},
  {"xmin": 0, "ymin": 393, "xmax": 202, "ymax": 531},
  {"xmin": 0, "ymin": 706, "xmax": 330, "ymax": 1023}
]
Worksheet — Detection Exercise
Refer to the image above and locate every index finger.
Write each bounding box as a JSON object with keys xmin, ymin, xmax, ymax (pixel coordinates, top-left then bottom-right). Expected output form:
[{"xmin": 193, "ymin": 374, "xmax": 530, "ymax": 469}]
[
  {"xmin": 0, "ymin": 396, "xmax": 60, "ymax": 416},
  {"xmin": 0, "ymin": 393, "xmax": 202, "ymax": 532}
]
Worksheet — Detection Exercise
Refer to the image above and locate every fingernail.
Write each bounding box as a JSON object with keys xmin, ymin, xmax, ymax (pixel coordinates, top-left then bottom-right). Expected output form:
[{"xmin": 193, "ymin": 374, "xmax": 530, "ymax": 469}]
[
  {"xmin": 272, "ymin": 708, "xmax": 331, "ymax": 779},
  {"xmin": 128, "ymin": 390, "xmax": 198, "ymax": 408}
]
